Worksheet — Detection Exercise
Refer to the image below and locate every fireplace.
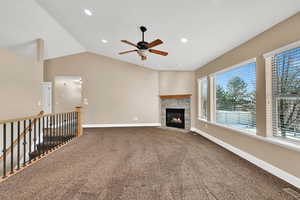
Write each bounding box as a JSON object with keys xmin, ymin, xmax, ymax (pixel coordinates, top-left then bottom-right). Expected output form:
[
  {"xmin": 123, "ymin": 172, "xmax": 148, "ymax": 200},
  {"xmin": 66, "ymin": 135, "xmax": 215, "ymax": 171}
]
[
  {"xmin": 166, "ymin": 108, "xmax": 185, "ymax": 129},
  {"xmin": 161, "ymin": 95, "xmax": 191, "ymax": 130}
]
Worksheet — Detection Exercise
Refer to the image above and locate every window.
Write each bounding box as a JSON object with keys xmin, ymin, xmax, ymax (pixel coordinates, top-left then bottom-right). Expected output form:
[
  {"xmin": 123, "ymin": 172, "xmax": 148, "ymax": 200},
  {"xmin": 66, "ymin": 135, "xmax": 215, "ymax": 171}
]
[
  {"xmin": 212, "ymin": 60, "xmax": 256, "ymax": 132},
  {"xmin": 269, "ymin": 47, "xmax": 300, "ymax": 140},
  {"xmin": 198, "ymin": 77, "xmax": 208, "ymax": 120}
]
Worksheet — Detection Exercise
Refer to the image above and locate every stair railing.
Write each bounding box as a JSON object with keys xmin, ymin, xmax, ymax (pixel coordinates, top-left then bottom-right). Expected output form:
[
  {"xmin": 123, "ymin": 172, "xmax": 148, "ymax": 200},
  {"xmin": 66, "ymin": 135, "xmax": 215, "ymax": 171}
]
[
  {"xmin": 0, "ymin": 111, "xmax": 44, "ymax": 162},
  {"xmin": 0, "ymin": 106, "xmax": 82, "ymax": 179}
]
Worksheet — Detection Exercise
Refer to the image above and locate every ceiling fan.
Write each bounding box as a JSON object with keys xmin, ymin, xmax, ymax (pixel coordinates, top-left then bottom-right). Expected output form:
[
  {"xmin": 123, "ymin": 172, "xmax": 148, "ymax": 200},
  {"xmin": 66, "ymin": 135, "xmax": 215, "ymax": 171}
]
[{"xmin": 119, "ymin": 26, "xmax": 168, "ymax": 61}]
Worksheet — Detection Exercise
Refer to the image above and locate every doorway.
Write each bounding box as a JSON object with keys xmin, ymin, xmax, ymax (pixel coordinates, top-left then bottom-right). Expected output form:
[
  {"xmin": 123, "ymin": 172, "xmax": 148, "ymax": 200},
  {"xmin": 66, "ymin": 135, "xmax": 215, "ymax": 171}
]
[
  {"xmin": 54, "ymin": 76, "xmax": 82, "ymax": 113},
  {"xmin": 42, "ymin": 82, "xmax": 52, "ymax": 114}
]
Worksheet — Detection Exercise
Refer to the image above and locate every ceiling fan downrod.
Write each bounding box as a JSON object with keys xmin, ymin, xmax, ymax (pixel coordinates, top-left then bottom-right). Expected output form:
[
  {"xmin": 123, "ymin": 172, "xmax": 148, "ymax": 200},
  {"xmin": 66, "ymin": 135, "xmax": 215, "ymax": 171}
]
[{"xmin": 140, "ymin": 26, "xmax": 147, "ymax": 42}]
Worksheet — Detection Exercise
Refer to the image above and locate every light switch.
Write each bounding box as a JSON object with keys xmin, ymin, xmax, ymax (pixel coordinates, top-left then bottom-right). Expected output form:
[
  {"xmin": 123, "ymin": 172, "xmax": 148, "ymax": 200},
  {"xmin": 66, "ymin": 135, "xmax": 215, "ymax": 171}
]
[{"xmin": 83, "ymin": 98, "xmax": 89, "ymax": 105}]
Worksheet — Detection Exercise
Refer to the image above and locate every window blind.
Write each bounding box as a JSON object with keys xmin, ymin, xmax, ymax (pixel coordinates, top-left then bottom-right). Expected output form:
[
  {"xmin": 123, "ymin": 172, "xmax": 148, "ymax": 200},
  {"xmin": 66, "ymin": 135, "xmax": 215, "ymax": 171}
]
[
  {"xmin": 272, "ymin": 47, "xmax": 300, "ymax": 139},
  {"xmin": 214, "ymin": 62, "xmax": 256, "ymax": 132}
]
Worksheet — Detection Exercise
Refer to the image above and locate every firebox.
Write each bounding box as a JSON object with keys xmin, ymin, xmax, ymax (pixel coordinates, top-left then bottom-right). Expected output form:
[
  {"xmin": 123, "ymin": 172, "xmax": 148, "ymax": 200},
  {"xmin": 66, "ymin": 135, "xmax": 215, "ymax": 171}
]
[{"xmin": 166, "ymin": 108, "xmax": 185, "ymax": 129}]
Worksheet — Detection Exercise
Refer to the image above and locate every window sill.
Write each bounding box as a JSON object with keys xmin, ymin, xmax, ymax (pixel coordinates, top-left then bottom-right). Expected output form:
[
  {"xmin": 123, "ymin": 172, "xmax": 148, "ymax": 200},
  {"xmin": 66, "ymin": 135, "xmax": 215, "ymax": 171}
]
[
  {"xmin": 206, "ymin": 121, "xmax": 257, "ymax": 136},
  {"xmin": 197, "ymin": 118, "xmax": 208, "ymax": 123},
  {"xmin": 196, "ymin": 119, "xmax": 300, "ymax": 153},
  {"xmin": 263, "ymin": 137, "xmax": 300, "ymax": 153}
]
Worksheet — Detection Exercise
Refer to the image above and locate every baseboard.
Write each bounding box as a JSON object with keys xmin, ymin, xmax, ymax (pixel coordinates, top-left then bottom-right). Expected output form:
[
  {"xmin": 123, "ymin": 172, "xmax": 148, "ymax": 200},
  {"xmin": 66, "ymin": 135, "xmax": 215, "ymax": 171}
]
[
  {"xmin": 83, "ymin": 123, "xmax": 161, "ymax": 128},
  {"xmin": 190, "ymin": 127, "xmax": 300, "ymax": 189}
]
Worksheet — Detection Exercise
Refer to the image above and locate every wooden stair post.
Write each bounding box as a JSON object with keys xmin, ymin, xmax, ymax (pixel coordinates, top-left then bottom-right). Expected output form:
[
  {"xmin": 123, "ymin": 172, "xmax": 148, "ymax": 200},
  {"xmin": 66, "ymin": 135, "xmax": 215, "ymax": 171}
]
[{"xmin": 75, "ymin": 106, "xmax": 82, "ymax": 137}]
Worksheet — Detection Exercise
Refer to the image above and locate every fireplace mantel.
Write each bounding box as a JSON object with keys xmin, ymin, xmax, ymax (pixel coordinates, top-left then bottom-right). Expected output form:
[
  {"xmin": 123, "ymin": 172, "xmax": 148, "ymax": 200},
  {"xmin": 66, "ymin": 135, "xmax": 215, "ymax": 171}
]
[{"xmin": 160, "ymin": 94, "xmax": 192, "ymax": 99}]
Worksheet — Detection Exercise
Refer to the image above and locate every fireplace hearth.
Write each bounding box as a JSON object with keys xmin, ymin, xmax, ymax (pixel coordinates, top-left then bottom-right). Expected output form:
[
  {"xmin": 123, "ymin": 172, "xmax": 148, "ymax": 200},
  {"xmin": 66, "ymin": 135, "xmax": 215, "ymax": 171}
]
[{"xmin": 166, "ymin": 108, "xmax": 185, "ymax": 129}]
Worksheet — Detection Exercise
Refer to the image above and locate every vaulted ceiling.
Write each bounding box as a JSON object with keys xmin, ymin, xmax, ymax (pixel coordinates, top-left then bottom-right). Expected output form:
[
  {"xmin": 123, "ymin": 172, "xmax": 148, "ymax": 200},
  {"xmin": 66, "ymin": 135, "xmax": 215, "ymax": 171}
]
[
  {"xmin": 1, "ymin": 0, "xmax": 300, "ymax": 70},
  {"xmin": 0, "ymin": 0, "xmax": 85, "ymax": 59}
]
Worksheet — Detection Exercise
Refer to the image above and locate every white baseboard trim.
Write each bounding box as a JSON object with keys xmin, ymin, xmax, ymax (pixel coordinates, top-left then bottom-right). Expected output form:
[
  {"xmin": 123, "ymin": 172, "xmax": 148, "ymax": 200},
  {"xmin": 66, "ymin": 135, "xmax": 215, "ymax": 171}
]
[
  {"xmin": 83, "ymin": 123, "xmax": 161, "ymax": 128},
  {"xmin": 190, "ymin": 127, "xmax": 300, "ymax": 189}
]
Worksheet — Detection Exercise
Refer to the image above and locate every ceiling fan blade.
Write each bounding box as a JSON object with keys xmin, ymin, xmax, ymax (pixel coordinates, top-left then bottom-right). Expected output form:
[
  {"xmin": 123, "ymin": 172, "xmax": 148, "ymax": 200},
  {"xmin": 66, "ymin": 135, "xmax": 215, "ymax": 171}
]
[
  {"xmin": 149, "ymin": 49, "xmax": 168, "ymax": 56},
  {"xmin": 121, "ymin": 40, "xmax": 138, "ymax": 48},
  {"xmin": 119, "ymin": 50, "xmax": 137, "ymax": 55},
  {"xmin": 147, "ymin": 39, "xmax": 163, "ymax": 48}
]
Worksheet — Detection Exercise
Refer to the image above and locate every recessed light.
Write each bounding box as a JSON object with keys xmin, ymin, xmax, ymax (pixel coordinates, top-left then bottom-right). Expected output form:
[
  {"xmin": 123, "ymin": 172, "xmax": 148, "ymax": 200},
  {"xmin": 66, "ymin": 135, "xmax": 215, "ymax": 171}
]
[
  {"xmin": 181, "ymin": 38, "xmax": 188, "ymax": 43},
  {"xmin": 101, "ymin": 39, "xmax": 108, "ymax": 43},
  {"xmin": 84, "ymin": 9, "xmax": 93, "ymax": 16}
]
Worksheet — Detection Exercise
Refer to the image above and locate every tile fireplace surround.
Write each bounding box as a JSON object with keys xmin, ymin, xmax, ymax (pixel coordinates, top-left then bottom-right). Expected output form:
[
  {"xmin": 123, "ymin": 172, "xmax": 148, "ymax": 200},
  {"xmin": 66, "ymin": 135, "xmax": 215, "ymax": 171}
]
[{"xmin": 160, "ymin": 95, "xmax": 191, "ymax": 130}]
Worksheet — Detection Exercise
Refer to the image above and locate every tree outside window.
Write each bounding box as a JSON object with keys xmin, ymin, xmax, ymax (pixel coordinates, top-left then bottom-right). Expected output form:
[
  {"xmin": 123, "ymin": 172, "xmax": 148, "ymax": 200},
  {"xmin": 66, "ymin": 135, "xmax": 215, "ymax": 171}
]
[{"xmin": 215, "ymin": 62, "xmax": 256, "ymax": 132}]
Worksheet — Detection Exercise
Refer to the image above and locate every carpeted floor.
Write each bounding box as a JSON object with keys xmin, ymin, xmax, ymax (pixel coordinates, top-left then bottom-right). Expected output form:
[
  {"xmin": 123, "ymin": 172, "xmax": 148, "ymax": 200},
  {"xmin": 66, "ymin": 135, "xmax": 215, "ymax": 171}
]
[{"xmin": 0, "ymin": 127, "xmax": 299, "ymax": 200}]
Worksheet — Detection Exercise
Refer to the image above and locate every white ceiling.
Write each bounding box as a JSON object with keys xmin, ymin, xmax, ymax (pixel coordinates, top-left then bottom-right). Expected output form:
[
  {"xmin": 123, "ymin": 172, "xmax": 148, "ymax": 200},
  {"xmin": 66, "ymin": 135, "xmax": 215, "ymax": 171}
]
[
  {"xmin": 35, "ymin": 0, "xmax": 300, "ymax": 70},
  {"xmin": 0, "ymin": 0, "xmax": 85, "ymax": 59},
  {"xmin": 1, "ymin": 0, "xmax": 300, "ymax": 70}
]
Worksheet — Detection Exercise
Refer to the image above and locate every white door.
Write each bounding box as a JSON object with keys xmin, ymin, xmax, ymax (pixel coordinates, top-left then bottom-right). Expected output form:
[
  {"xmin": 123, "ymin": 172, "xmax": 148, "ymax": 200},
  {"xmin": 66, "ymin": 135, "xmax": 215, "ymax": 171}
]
[{"xmin": 42, "ymin": 82, "xmax": 52, "ymax": 114}]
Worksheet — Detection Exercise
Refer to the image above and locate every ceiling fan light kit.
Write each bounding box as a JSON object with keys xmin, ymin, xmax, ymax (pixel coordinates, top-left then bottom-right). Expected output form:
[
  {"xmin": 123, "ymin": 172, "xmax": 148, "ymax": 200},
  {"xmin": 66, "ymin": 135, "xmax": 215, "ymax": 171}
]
[{"xmin": 119, "ymin": 26, "xmax": 168, "ymax": 61}]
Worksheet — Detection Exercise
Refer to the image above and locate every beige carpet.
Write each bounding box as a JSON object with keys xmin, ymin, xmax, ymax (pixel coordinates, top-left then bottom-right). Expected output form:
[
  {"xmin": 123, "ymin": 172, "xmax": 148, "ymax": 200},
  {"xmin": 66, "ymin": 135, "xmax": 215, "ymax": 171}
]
[{"xmin": 0, "ymin": 127, "xmax": 299, "ymax": 200}]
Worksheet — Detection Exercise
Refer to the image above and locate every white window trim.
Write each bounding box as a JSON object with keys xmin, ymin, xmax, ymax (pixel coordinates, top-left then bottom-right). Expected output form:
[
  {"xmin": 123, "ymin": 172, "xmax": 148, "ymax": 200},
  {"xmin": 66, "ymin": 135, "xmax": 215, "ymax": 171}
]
[
  {"xmin": 265, "ymin": 56, "xmax": 273, "ymax": 137},
  {"xmin": 211, "ymin": 58, "xmax": 257, "ymax": 76},
  {"xmin": 263, "ymin": 40, "xmax": 300, "ymax": 59},
  {"xmin": 264, "ymin": 41, "xmax": 300, "ymax": 140},
  {"xmin": 198, "ymin": 77, "xmax": 208, "ymax": 121},
  {"xmin": 211, "ymin": 58, "xmax": 257, "ymax": 133},
  {"xmin": 209, "ymin": 75, "xmax": 216, "ymax": 122}
]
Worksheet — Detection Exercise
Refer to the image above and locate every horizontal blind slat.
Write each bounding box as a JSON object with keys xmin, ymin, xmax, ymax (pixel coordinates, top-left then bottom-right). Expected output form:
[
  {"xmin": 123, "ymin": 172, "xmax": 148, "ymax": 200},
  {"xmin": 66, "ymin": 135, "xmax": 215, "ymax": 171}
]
[{"xmin": 272, "ymin": 47, "xmax": 300, "ymax": 138}]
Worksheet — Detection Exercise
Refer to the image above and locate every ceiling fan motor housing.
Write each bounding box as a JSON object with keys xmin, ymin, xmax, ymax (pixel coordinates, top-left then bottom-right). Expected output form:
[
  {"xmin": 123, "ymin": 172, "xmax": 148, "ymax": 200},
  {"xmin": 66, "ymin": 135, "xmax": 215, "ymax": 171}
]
[
  {"xmin": 119, "ymin": 25, "xmax": 168, "ymax": 60},
  {"xmin": 137, "ymin": 41, "xmax": 149, "ymax": 50}
]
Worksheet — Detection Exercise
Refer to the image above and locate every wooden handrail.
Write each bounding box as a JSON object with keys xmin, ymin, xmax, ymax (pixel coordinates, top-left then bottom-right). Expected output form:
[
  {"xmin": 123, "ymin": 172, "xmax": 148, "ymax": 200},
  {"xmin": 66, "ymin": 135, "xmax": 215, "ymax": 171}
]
[
  {"xmin": 0, "ymin": 111, "xmax": 44, "ymax": 161},
  {"xmin": 0, "ymin": 107, "xmax": 82, "ymax": 179},
  {"xmin": 0, "ymin": 111, "xmax": 75, "ymax": 124},
  {"xmin": 0, "ymin": 108, "xmax": 82, "ymax": 159}
]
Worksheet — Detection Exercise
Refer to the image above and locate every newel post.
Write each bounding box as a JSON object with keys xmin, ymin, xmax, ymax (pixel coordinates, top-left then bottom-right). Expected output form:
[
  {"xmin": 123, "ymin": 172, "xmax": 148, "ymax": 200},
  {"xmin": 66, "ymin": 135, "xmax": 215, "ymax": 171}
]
[{"xmin": 75, "ymin": 106, "xmax": 82, "ymax": 137}]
